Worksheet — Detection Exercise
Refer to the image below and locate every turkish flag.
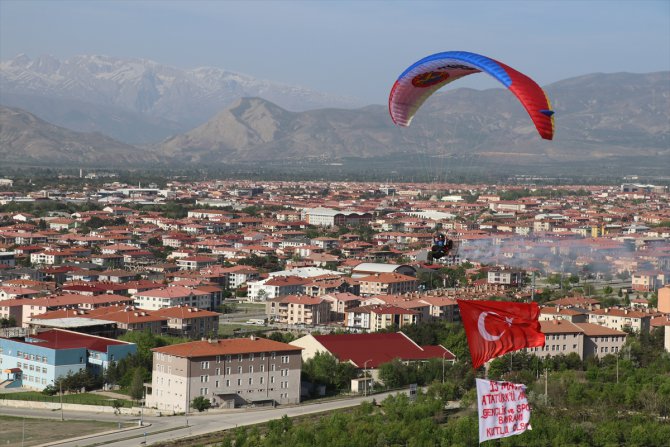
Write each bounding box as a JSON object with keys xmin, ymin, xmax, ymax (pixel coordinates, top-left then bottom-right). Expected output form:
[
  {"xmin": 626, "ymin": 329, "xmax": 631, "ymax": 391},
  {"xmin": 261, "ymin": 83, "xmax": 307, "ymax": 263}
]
[{"xmin": 457, "ymin": 299, "xmax": 545, "ymax": 369}]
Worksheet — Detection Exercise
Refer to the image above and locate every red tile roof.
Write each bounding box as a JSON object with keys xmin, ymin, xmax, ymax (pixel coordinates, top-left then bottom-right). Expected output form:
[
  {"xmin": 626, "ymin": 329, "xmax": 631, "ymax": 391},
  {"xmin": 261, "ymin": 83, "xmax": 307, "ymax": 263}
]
[
  {"xmin": 6, "ymin": 329, "xmax": 129, "ymax": 352},
  {"xmin": 306, "ymin": 332, "xmax": 454, "ymax": 368},
  {"xmin": 152, "ymin": 337, "xmax": 301, "ymax": 358}
]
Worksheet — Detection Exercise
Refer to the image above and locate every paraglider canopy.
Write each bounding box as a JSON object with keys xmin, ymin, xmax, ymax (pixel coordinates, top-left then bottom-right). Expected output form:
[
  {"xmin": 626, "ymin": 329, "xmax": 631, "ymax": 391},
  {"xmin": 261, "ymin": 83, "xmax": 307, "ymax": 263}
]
[{"xmin": 389, "ymin": 51, "xmax": 554, "ymax": 140}]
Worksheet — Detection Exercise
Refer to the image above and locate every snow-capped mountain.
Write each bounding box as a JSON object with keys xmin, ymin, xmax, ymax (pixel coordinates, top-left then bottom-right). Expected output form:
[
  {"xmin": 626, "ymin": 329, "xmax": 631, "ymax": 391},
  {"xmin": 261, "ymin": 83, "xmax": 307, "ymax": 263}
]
[{"xmin": 0, "ymin": 54, "xmax": 363, "ymax": 143}]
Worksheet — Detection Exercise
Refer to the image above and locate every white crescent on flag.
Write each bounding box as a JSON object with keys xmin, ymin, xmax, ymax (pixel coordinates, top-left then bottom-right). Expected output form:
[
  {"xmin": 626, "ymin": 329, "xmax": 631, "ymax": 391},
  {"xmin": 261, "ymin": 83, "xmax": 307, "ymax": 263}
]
[{"xmin": 477, "ymin": 311, "xmax": 505, "ymax": 342}]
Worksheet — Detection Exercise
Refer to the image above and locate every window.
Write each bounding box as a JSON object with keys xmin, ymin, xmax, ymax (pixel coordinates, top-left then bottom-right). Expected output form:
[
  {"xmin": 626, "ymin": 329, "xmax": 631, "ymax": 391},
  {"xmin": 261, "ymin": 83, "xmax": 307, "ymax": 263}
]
[
  {"xmin": 226, "ymin": 379, "xmax": 230, "ymax": 387},
  {"xmin": 260, "ymin": 376, "xmax": 264, "ymax": 384},
  {"xmin": 215, "ymin": 368, "xmax": 220, "ymax": 376},
  {"xmin": 249, "ymin": 353, "xmax": 254, "ymax": 361},
  {"xmin": 271, "ymin": 352, "xmax": 276, "ymax": 359},
  {"xmin": 226, "ymin": 367, "xmax": 231, "ymax": 375},
  {"xmin": 238, "ymin": 354, "xmax": 243, "ymax": 362},
  {"xmin": 237, "ymin": 366, "xmax": 242, "ymax": 374},
  {"xmin": 249, "ymin": 366, "xmax": 254, "ymax": 374},
  {"xmin": 200, "ymin": 375, "xmax": 209, "ymax": 383},
  {"xmin": 237, "ymin": 379, "xmax": 241, "ymax": 386},
  {"xmin": 260, "ymin": 364, "xmax": 265, "ymax": 373},
  {"xmin": 216, "ymin": 355, "xmax": 221, "ymax": 363},
  {"xmin": 201, "ymin": 361, "xmax": 209, "ymax": 369},
  {"xmin": 248, "ymin": 377, "xmax": 253, "ymax": 385}
]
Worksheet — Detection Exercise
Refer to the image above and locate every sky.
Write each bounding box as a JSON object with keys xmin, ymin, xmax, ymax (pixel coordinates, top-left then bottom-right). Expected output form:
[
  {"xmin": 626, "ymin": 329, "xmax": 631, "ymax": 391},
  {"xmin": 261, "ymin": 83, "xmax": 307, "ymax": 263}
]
[{"xmin": 1, "ymin": 0, "xmax": 669, "ymax": 105}]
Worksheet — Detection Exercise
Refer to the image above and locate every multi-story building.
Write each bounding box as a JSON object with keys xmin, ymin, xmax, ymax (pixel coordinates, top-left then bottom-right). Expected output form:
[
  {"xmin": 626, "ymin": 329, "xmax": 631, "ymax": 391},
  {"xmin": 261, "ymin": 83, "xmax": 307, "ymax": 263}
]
[
  {"xmin": 176, "ymin": 256, "xmax": 217, "ymax": 271},
  {"xmin": 524, "ymin": 319, "xmax": 627, "ymax": 360},
  {"xmin": 265, "ymin": 295, "xmax": 331, "ymax": 326},
  {"xmin": 587, "ymin": 308, "xmax": 652, "ymax": 333},
  {"xmin": 417, "ymin": 296, "xmax": 460, "ymax": 322},
  {"xmin": 146, "ymin": 337, "xmax": 302, "ymax": 412},
  {"xmin": 631, "ymin": 271, "xmax": 668, "ymax": 292},
  {"xmin": 345, "ymin": 304, "xmax": 420, "ymax": 331},
  {"xmin": 358, "ymin": 273, "xmax": 418, "ymax": 296},
  {"xmin": 487, "ymin": 269, "xmax": 523, "ymax": 287},
  {"xmin": 133, "ymin": 286, "xmax": 214, "ymax": 311},
  {"xmin": 0, "ymin": 251, "xmax": 16, "ymax": 267},
  {"xmin": 153, "ymin": 306, "xmax": 220, "ymax": 339},
  {"xmin": 30, "ymin": 250, "xmax": 70, "ymax": 266},
  {"xmin": 0, "ymin": 329, "xmax": 136, "ymax": 390},
  {"xmin": 320, "ymin": 292, "xmax": 362, "ymax": 321},
  {"xmin": 301, "ymin": 208, "xmax": 372, "ymax": 227},
  {"xmin": 0, "ymin": 294, "xmax": 134, "ymax": 327},
  {"xmin": 247, "ymin": 276, "xmax": 311, "ymax": 302}
]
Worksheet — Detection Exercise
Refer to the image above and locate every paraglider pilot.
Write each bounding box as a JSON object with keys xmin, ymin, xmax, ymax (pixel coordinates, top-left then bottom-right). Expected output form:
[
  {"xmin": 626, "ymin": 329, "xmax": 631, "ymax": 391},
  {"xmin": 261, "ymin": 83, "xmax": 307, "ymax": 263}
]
[{"xmin": 427, "ymin": 232, "xmax": 454, "ymax": 264}]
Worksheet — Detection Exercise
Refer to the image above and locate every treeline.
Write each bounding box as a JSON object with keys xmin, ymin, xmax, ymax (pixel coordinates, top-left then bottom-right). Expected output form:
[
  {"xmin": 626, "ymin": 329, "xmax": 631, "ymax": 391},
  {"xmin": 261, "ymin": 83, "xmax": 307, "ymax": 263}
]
[{"xmin": 212, "ymin": 383, "xmax": 670, "ymax": 447}]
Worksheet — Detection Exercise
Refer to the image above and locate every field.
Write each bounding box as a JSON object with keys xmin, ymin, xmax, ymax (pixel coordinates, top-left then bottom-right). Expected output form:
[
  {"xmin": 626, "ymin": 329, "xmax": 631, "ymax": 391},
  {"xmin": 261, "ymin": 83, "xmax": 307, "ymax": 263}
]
[
  {"xmin": 0, "ymin": 391, "xmax": 134, "ymax": 407},
  {"xmin": 0, "ymin": 415, "xmax": 125, "ymax": 447}
]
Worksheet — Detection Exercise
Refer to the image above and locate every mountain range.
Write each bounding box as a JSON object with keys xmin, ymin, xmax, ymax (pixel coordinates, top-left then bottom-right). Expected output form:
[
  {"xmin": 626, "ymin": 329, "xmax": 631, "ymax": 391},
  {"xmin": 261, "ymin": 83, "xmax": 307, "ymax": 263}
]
[
  {"xmin": 0, "ymin": 54, "xmax": 362, "ymax": 144},
  {"xmin": 0, "ymin": 55, "xmax": 668, "ymax": 174}
]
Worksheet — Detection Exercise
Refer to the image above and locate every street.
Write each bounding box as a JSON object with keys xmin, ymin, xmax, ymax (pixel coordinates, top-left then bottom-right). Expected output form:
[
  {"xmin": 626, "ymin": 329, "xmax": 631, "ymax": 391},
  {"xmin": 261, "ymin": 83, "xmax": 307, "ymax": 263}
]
[{"xmin": 1, "ymin": 389, "xmax": 410, "ymax": 447}]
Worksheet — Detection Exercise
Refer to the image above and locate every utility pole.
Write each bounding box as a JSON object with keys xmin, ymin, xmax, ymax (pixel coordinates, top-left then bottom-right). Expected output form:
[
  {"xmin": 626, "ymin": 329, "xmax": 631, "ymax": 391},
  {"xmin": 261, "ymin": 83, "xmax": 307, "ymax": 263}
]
[
  {"xmin": 140, "ymin": 389, "xmax": 145, "ymax": 426},
  {"xmin": 616, "ymin": 353, "xmax": 619, "ymax": 384},
  {"xmin": 364, "ymin": 359, "xmax": 372, "ymax": 396},
  {"xmin": 544, "ymin": 368, "xmax": 548, "ymax": 406},
  {"xmin": 59, "ymin": 380, "xmax": 64, "ymax": 421}
]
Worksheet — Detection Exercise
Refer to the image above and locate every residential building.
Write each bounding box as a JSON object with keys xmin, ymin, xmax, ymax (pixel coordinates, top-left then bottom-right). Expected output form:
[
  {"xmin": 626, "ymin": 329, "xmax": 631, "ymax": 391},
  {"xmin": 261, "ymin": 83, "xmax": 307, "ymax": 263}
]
[
  {"xmin": 153, "ymin": 306, "xmax": 220, "ymax": 339},
  {"xmin": 358, "ymin": 273, "xmax": 418, "ymax": 296},
  {"xmin": 247, "ymin": 276, "xmax": 311, "ymax": 302},
  {"xmin": 133, "ymin": 286, "xmax": 214, "ymax": 311},
  {"xmin": 265, "ymin": 295, "xmax": 331, "ymax": 326},
  {"xmin": 587, "ymin": 308, "xmax": 652, "ymax": 333},
  {"xmin": 487, "ymin": 268, "xmax": 523, "ymax": 287},
  {"xmin": 632, "ymin": 271, "xmax": 669, "ymax": 292},
  {"xmin": 524, "ymin": 319, "xmax": 627, "ymax": 360},
  {"xmin": 345, "ymin": 304, "xmax": 420, "ymax": 331},
  {"xmin": 146, "ymin": 337, "xmax": 302, "ymax": 412},
  {"xmin": 320, "ymin": 292, "xmax": 362, "ymax": 321}
]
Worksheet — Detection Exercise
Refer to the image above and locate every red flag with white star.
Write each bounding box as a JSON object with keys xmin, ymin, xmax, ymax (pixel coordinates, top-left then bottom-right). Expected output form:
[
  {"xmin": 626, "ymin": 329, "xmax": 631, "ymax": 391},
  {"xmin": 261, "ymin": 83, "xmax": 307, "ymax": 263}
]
[{"xmin": 457, "ymin": 299, "xmax": 545, "ymax": 369}]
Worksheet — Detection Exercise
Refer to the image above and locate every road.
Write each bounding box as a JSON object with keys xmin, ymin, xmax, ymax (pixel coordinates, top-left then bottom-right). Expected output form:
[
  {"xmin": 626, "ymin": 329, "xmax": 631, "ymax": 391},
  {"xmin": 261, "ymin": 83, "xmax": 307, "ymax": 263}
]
[{"xmin": 2, "ymin": 389, "xmax": 410, "ymax": 447}]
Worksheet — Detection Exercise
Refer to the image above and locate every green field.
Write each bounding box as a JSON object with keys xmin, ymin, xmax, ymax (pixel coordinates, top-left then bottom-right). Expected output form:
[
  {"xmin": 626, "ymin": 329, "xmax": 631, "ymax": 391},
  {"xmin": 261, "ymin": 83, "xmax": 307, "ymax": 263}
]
[
  {"xmin": 0, "ymin": 415, "xmax": 127, "ymax": 447},
  {"xmin": 0, "ymin": 391, "xmax": 134, "ymax": 407}
]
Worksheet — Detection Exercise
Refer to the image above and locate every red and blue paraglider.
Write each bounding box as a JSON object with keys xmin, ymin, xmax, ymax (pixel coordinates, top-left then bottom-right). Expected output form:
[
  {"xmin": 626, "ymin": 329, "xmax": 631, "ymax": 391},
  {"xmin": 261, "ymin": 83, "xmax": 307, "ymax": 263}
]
[{"xmin": 389, "ymin": 51, "xmax": 555, "ymax": 140}]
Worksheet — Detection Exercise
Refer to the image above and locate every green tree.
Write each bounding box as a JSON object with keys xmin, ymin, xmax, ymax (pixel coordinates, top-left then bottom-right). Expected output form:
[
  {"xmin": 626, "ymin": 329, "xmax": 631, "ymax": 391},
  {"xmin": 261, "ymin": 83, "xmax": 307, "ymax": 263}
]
[
  {"xmin": 129, "ymin": 367, "xmax": 146, "ymax": 400},
  {"xmin": 191, "ymin": 396, "xmax": 212, "ymax": 412},
  {"xmin": 302, "ymin": 352, "xmax": 357, "ymax": 392}
]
